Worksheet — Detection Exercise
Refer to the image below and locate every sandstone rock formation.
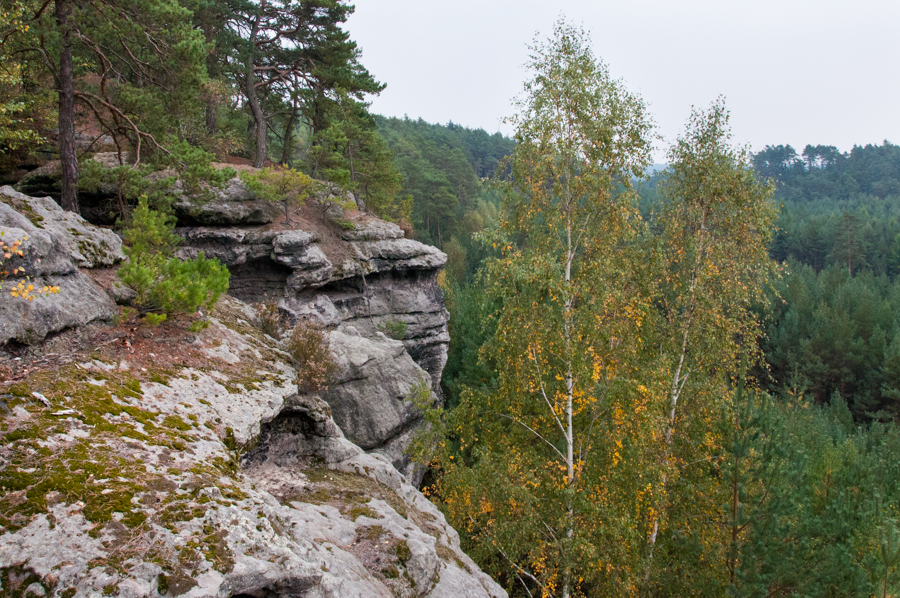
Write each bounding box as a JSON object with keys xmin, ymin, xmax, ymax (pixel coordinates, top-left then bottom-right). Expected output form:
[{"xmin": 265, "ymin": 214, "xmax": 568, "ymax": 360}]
[
  {"xmin": 0, "ymin": 297, "xmax": 505, "ymax": 598},
  {"xmin": 0, "ymin": 186, "xmax": 122, "ymax": 345},
  {"xmin": 0, "ymin": 186, "xmax": 495, "ymax": 597},
  {"xmin": 176, "ymin": 215, "xmax": 449, "ymax": 390},
  {"xmin": 170, "ymin": 177, "xmax": 450, "ymax": 478},
  {"xmin": 17, "ymin": 159, "xmax": 450, "ymax": 392},
  {"xmin": 10, "ymin": 166, "xmax": 450, "ymax": 481}
]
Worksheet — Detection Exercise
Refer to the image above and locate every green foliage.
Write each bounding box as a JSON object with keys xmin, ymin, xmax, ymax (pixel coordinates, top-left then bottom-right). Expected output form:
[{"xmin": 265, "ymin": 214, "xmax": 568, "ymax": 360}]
[
  {"xmin": 144, "ymin": 313, "xmax": 167, "ymax": 327},
  {"xmin": 163, "ymin": 140, "xmax": 237, "ymax": 200},
  {"xmin": 443, "ymin": 236, "xmax": 467, "ymax": 284},
  {"xmin": 118, "ymin": 197, "xmax": 229, "ymax": 320},
  {"xmin": 78, "ymin": 143, "xmax": 235, "ymax": 221},
  {"xmin": 760, "ymin": 261, "xmax": 900, "ymax": 419},
  {"xmin": 335, "ymin": 217, "xmax": 355, "ymax": 231},
  {"xmin": 439, "ymin": 275, "xmax": 498, "ymax": 410},
  {"xmin": 10, "ymin": 0, "xmax": 207, "ymax": 151},
  {"xmin": 188, "ymin": 318, "xmax": 210, "ymax": 333},
  {"xmin": 310, "ymin": 91, "xmax": 404, "ymax": 221},
  {"xmin": 0, "ymin": 2, "xmax": 42, "ymax": 152},
  {"xmin": 430, "ymin": 21, "xmax": 657, "ymax": 596},
  {"xmin": 745, "ymin": 141, "xmax": 900, "ymax": 419},
  {"xmin": 376, "ymin": 319, "xmax": 407, "ymax": 340},
  {"xmin": 376, "ymin": 115, "xmax": 514, "ymax": 249},
  {"xmin": 147, "ymin": 253, "xmax": 230, "ymax": 315},
  {"xmin": 406, "ymin": 379, "xmax": 442, "ymax": 465},
  {"xmin": 286, "ymin": 319, "xmax": 337, "ymax": 393},
  {"xmin": 240, "ymin": 167, "xmax": 313, "ymax": 224},
  {"xmin": 120, "ymin": 197, "xmax": 181, "ymax": 258},
  {"xmin": 755, "ymin": 141, "xmax": 900, "ymax": 203}
]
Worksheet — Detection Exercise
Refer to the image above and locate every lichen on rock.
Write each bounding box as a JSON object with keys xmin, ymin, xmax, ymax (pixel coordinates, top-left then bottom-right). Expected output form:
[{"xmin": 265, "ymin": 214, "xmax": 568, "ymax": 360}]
[
  {"xmin": 0, "ymin": 183, "xmax": 497, "ymax": 597},
  {"xmin": 0, "ymin": 294, "xmax": 505, "ymax": 598},
  {"xmin": 0, "ymin": 186, "xmax": 122, "ymax": 346}
]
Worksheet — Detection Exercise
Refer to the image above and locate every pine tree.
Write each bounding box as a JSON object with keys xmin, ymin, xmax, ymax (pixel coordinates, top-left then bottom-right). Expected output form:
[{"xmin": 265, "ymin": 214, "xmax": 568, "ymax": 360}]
[{"xmin": 9, "ymin": 0, "xmax": 207, "ymax": 213}]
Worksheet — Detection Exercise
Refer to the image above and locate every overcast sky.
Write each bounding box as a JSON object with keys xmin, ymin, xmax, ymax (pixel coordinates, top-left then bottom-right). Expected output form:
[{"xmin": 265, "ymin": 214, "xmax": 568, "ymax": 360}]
[{"xmin": 346, "ymin": 0, "xmax": 900, "ymax": 161}]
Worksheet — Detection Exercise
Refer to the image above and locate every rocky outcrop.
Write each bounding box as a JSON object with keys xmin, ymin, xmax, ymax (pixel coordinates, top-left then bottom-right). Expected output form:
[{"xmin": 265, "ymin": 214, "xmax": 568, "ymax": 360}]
[
  {"xmin": 174, "ymin": 189, "xmax": 450, "ymax": 476},
  {"xmin": 18, "ymin": 155, "xmax": 284, "ymax": 226},
  {"xmin": 177, "ymin": 211, "xmax": 449, "ymax": 479},
  {"xmin": 0, "ymin": 186, "xmax": 122, "ymax": 345},
  {"xmin": 171, "ymin": 176, "xmax": 282, "ymax": 226},
  {"xmin": 16, "ymin": 161, "xmax": 449, "ymax": 391},
  {"xmin": 322, "ymin": 328, "xmax": 433, "ymax": 479},
  {"xmin": 7, "ymin": 171, "xmax": 450, "ymax": 481},
  {"xmin": 0, "ymin": 297, "xmax": 507, "ymax": 598},
  {"xmin": 176, "ymin": 217, "xmax": 449, "ymax": 389}
]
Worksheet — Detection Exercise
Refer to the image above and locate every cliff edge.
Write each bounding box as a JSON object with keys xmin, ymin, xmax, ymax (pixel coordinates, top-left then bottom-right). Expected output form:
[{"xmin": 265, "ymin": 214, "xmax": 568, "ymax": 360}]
[{"xmin": 0, "ymin": 185, "xmax": 503, "ymax": 598}]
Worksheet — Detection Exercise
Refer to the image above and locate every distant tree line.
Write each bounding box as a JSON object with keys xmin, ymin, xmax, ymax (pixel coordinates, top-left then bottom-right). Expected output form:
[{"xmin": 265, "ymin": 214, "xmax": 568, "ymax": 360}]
[
  {"xmin": 749, "ymin": 142, "xmax": 900, "ymax": 419},
  {"xmin": 376, "ymin": 115, "xmax": 513, "ymax": 251}
]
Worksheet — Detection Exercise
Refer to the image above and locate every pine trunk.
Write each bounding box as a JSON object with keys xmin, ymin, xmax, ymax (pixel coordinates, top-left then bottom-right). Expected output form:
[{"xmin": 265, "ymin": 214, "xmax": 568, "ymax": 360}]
[
  {"xmin": 280, "ymin": 108, "xmax": 296, "ymax": 166},
  {"xmin": 246, "ymin": 6, "xmax": 266, "ymax": 168},
  {"xmin": 56, "ymin": 0, "xmax": 78, "ymax": 213}
]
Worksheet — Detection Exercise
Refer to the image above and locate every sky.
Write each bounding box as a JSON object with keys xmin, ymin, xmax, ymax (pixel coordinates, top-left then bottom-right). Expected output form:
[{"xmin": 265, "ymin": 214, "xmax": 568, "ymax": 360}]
[{"xmin": 346, "ymin": 0, "xmax": 900, "ymax": 162}]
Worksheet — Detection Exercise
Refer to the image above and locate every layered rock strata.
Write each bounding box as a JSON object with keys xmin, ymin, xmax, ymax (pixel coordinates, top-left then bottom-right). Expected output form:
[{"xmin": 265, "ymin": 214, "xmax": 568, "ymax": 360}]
[
  {"xmin": 8, "ymin": 171, "xmax": 450, "ymax": 482},
  {"xmin": 176, "ymin": 216, "xmax": 449, "ymax": 389},
  {"xmin": 172, "ymin": 184, "xmax": 450, "ymax": 478}
]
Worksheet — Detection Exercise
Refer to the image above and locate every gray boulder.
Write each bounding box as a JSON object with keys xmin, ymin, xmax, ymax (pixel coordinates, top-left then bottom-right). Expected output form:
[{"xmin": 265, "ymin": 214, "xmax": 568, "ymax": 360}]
[
  {"xmin": 320, "ymin": 329, "xmax": 434, "ymax": 480},
  {"xmin": 339, "ymin": 219, "xmax": 405, "ymax": 242},
  {"xmin": 172, "ymin": 176, "xmax": 282, "ymax": 225},
  {"xmin": 0, "ymin": 186, "xmax": 124, "ymax": 268},
  {"xmin": 0, "ymin": 187, "xmax": 121, "ymax": 345},
  {"xmin": 0, "ymin": 271, "xmax": 117, "ymax": 345}
]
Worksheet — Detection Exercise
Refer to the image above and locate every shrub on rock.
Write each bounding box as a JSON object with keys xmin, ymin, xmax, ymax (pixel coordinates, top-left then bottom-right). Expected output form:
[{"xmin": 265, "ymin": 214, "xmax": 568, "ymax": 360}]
[
  {"xmin": 118, "ymin": 197, "xmax": 229, "ymax": 321},
  {"xmin": 286, "ymin": 319, "xmax": 337, "ymax": 393},
  {"xmin": 253, "ymin": 301, "xmax": 283, "ymax": 338},
  {"xmin": 240, "ymin": 167, "xmax": 313, "ymax": 225}
]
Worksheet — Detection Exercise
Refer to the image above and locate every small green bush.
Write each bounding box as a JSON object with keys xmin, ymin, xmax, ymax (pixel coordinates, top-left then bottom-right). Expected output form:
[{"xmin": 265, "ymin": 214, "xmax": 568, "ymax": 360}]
[
  {"xmin": 377, "ymin": 319, "xmax": 408, "ymax": 340},
  {"xmin": 144, "ymin": 313, "xmax": 167, "ymax": 326},
  {"xmin": 286, "ymin": 319, "xmax": 337, "ymax": 393},
  {"xmin": 118, "ymin": 197, "xmax": 229, "ymax": 322},
  {"xmin": 335, "ymin": 218, "xmax": 356, "ymax": 231}
]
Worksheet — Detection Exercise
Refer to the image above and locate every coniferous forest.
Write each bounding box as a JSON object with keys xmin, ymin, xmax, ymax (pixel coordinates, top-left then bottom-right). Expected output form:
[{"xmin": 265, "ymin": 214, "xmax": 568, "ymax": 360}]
[{"xmin": 3, "ymin": 3, "xmax": 900, "ymax": 596}]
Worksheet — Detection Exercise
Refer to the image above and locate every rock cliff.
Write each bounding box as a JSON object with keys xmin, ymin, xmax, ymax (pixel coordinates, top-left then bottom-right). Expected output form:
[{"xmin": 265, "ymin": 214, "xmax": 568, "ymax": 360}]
[
  {"xmin": 170, "ymin": 181, "xmax": 449, "ymax": 479},
  {"xmin": 8, "ymin": 168, "xmax": 452, "ymax": 479},
  {"xmin": 0, "ymin": 186, "xmax": 502, "ymax": 597},
  {"xmin": 174, "ymin": 202, "xmax": 449, "ymax": 392}
]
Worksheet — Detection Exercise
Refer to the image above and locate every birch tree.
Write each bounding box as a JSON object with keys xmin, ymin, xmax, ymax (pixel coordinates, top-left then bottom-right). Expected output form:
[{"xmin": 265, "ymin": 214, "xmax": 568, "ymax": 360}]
[
  {"xmin": 431, "ymin": 21, "xmax": 656, "ymax": 597},
  {"xmin": 642, "ymin": 99, "xmax": 778, "ymax": 588}
]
